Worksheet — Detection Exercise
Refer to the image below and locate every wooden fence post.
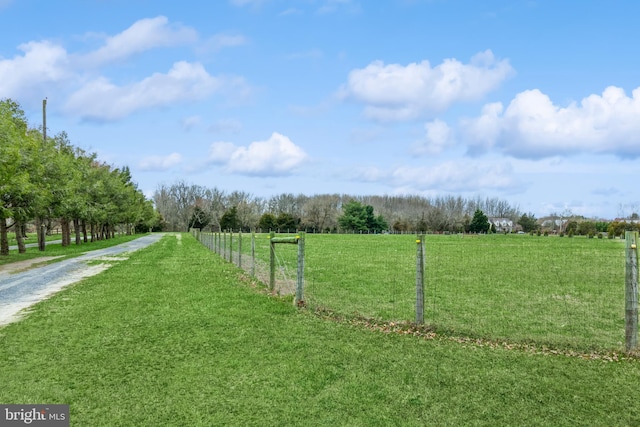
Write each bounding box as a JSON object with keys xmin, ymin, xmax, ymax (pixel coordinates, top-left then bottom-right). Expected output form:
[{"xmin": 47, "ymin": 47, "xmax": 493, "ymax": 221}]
[
  {"xmin": 626, "ymin": 231, "xmax": 639, "ymax": 352},
  {"xmin": 229, "ymin": 230, "xmax": 233, "ymax": 263},
  {"xmin": 238, "ymin": 231, "xmax": 242, "ymax": 269},
  {"xmin": 269, "ymin": 231, "xmax": 276, "ymax": 291},
  {"xmin": 295, "ymin": 232, "xmax": 305, "ymax": 307},
  {"xmin": 416, "ymin": 234, "xmax": 425, "ymax": 324},
  {"xmin": 251, "ymin": 230, "xmax": 256, "ymax": 277}
]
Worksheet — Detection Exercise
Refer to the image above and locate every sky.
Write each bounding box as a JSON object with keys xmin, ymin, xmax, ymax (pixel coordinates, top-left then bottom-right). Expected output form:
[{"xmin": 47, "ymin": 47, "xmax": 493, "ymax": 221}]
[{"xmin": 1, "ymin": 0, "xmax": 639, "ymax": 220}]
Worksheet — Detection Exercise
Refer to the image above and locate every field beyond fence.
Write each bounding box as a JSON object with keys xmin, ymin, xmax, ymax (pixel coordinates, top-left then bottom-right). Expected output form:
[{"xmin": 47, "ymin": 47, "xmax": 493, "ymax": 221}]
[{"xmin": 195, "ymin": 231, "xmax": 627, "ymax": 353}]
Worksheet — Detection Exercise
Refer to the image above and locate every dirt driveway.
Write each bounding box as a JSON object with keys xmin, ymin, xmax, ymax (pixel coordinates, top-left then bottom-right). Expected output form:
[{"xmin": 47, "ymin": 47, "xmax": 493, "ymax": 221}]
[{"xmin": 0, "ymin": 233, "xmax": 165, "ymax": 327}]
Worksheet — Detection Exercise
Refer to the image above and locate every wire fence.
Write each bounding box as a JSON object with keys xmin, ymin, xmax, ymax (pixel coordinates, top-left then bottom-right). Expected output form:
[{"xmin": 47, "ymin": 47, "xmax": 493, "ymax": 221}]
[{"xmin": 193, "ymin": 230, "xmax": 630, "ymax": 353}]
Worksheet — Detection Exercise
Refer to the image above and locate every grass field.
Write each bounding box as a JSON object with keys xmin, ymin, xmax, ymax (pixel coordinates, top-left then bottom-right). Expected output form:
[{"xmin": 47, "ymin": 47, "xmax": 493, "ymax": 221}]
[
  {"xmin": 205, "ymin": 231, "xmax": 626, "ymax": 352},
  {"xmin": 1, "ymin": 233, "xmax": 640, "ymax": 425},
  {"xmin": 7, "ymin": 232, "xmax": 62, "ymax": 247}
]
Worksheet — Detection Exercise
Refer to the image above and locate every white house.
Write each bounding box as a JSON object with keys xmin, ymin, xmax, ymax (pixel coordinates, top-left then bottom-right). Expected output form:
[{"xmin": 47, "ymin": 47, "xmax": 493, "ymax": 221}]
[{"xmin": 489, "ymin": 218, "xmax": 514, "ymax": 233}]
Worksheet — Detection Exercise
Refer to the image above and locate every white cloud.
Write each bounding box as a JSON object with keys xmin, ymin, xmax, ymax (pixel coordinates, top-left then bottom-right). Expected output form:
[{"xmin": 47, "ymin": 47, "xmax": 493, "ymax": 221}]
[
  {"xmin": 411, "ymin": 119, "xmax": 455, "ymax": 155},
  {"xmin": 339, "ymin": 50, "xmax": 514, "ymax": 121},
  {"xmin": 279, "ymin": 8, "xmax": 302, "ymax": 16},
  {"xmin": 65, "ymin": 61, "xmax": 247, "ymax": 121},
  {"xmin": 352, "ymin": 166, "xmax": 387, "ymax": 182},
  {"xmin": 209, "ymin": 118, "xmax": 243, "ymax": 133},
  {"xmin": 0, "ymin": 17, "xmax": 251, "ymax": 117},
  {"xmin": 352, "ymin": 160, "xmax": 520, "ymax": 193},
  {"xmin": 209, "ymin": 141, "xmax": 238, "ymax": 163},
  {"xmin": 138, "ymin": 152, "xmax": 182, "ymax": 171},
  {"xmin": 181, "ymin": 115, "xmax": 201, "ymax": 131},
  {"xmin": 462, "ymin": 86, "xmax": 640, "ymax": 159},
  {"xmin": 0, "ymin": 40, "xmax": 71, "ymax": 99},
  {"xmin": 207, "ymin": 34, "xmax": 247, "ymax": 50},
  {"xmin": 391, "ymin": 161, "xmax": 518, "ymax": 192},
  {"xmin": 81, "ymin": 16, "xmax": 197, "ymax": 66},
  {"xmin": 208, "ymin": 132, "xmax": 308, "ymax": 176}
]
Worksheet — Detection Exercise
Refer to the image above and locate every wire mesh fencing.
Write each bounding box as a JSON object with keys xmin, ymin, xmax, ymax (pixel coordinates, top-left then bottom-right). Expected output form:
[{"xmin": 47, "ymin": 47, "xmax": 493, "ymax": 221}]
[
  {"xmin": 422, "ymin": 234, "xmax": 624, "ymax": 351},
  {"xmin": 194, "ymin": 230, "xmax": 629, "ymax": 352}
]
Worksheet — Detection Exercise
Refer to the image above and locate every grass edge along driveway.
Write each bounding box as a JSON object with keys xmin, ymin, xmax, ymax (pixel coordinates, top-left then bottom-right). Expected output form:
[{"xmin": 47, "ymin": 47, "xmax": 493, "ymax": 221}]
[{"xmin": 0, "ymin": 233, "xmax": 639, "ymax": 426}]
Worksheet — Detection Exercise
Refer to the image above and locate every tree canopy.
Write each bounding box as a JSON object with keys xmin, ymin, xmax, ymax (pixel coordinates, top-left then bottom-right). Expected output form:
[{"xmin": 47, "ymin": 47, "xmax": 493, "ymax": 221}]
[
  {"xmin": 469, "ymin": 209, "xmax": 490, "ymax": 233},
  {"xmin": 338, "ymin": 201, "xmax": 388, "ymax": 233},
  {"xmin": 0, "ymin": 98, "xmax": 160, "ymax": 255},
  {"xmin": 518, "ymin": 213, "xmax": 539, "ymax": 233}
]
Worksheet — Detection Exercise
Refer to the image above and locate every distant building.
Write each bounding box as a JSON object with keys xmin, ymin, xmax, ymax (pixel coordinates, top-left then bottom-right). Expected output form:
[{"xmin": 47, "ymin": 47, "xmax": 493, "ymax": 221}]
[
  {"xmin": 489, "ymin": 218, "xmax": 514, "ymax": 233},
  {"xmin": 541, "ymin": 218, "xmax": 569, "ymax": 232}
]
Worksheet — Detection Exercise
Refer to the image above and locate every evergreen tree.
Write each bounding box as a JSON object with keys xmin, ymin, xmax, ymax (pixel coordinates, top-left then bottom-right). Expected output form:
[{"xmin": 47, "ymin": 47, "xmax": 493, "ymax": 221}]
[
  {"xmin": 518, "ymin": 213, "xmax": 539, "ymax": 233},
  {"xmin": 338, "ymin": 201, "xmax": 387, "ymax": 233},
  {"xmin": 258, "ymin": 213, "xmax": 276, "ymax": 231},
  {"xmin": 220, "ymin": 206, "xmax": 240, "ymax": 231},
  {"xmin": 469, "ymin": 209, "xmax": 490, "ymax": 233}
]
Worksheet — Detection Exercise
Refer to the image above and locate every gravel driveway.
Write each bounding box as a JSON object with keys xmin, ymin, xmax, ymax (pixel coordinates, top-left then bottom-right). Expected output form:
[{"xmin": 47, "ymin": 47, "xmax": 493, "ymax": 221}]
[{"xmin": 0, "ymin": 233, "xmax": 165, "ymax": 327}]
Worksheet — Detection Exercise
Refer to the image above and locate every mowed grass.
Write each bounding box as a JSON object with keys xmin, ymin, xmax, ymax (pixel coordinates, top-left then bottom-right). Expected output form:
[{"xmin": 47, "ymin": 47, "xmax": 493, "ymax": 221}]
[
  {"xmin": 1, "ymin": 233, "xmax": 640, "ymax": 425},
  {"xmin": 217, "ymin": 232, "xmax": 626, "ymax": 351}
]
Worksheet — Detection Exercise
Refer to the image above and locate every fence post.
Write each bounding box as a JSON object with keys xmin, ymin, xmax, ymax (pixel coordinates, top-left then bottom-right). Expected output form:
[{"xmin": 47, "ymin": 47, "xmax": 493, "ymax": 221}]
[
  {"xmin": 269, "ymin": 231, "xmax": 276, "ymax": 291},
  {"xmin": 251, "ymin": 230, "xmax": 256, "ymax": 277},
  {"xmin": 416, "ymin": 234, "xmax": 425, "ymax": 324},
  {"xmin": 238, "ymin": 231, "xmax": 242, "ymax": 269},
  {"xmin": 626, "ymin": 231, "xmax": 639, "ymax": 352},
  {"xmin": 229, "ymin": 230, "xmax": 233, "ymax": 263},
  {"xmin": 295, "ymin": 232, "xmax": 305, "ymax": 307}
]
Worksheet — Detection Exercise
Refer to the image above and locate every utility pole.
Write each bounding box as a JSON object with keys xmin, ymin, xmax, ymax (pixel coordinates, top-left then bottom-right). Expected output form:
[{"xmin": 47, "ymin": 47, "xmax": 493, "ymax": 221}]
[
  {"xmin": 38, "ymin": 98, "xmax": 47, "ymax": 252},
  {"xmin": 42, "ymin": 98, "xmax": 47, "ymax": 143}
]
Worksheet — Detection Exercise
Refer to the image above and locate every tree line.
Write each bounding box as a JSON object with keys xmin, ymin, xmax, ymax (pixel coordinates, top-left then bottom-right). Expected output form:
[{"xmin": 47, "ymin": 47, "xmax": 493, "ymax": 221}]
[
  {"xmin": 156, "ymin": 180, "xmax": 640, "ymax": 236},
  {"xmin": 0, "ymin": 98, "xmax": 160, "ymax": 255},
  {"xmin": 154, "ymin": 181, "xmax": 525, "ymax": 233}
]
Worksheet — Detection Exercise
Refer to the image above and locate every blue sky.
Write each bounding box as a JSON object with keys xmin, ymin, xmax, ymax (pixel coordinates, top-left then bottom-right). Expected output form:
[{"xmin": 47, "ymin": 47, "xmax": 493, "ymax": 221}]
[{"xmin": 1, "ymin": 0, "xmax": 639, "ymax": 219}]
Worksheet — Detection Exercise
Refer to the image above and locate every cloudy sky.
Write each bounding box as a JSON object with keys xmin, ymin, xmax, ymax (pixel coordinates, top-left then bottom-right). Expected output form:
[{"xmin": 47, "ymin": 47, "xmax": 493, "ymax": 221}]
[{"xmin": 2, "ymin": 0, "xmax": 639, "ymax": 219}]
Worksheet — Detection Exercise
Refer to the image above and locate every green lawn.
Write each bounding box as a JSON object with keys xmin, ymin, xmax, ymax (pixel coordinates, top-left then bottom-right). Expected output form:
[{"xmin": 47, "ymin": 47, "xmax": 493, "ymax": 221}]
[
  {"xmin": 205, "ymin": 231, "xmax": 626, "ymax": 352},
  {"xmin": 2, "ymin": 233, "xmax": 638, "ymax": 425}
]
